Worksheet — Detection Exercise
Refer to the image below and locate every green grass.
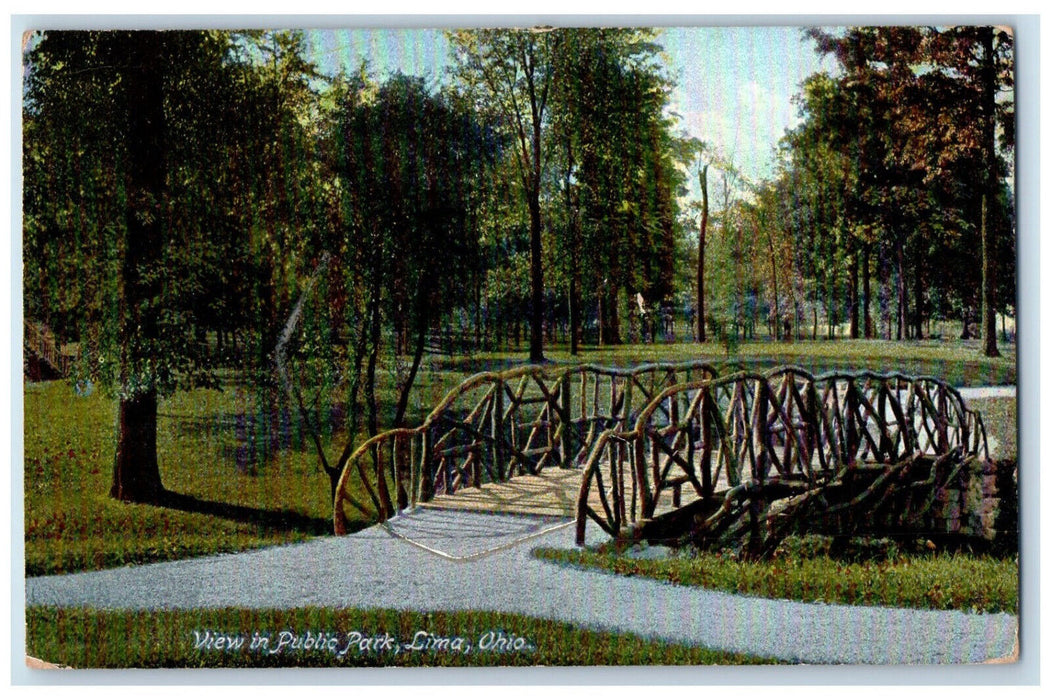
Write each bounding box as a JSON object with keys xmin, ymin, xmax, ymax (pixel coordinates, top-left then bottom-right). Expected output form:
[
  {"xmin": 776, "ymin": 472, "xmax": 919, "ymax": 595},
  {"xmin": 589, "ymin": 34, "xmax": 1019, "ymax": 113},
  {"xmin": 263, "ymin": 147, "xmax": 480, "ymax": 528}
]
[
  {"xmin": 24, "ymin": 380, "xmax": 338, "ymax": 576},
  {"xmin": 438, "ymin": 338, "xmax": 1016, "ymax": 387},
  {"xmin": 534, "ymin": 544, "xmax": 1018, "ymax": 615},
  {"xmin": 24, "ymin": 606, "xmax": 777, "ymax": 668},
  {"xmin": 23, "ymin": 338, "xmax": 1015, "ymax": 576}
]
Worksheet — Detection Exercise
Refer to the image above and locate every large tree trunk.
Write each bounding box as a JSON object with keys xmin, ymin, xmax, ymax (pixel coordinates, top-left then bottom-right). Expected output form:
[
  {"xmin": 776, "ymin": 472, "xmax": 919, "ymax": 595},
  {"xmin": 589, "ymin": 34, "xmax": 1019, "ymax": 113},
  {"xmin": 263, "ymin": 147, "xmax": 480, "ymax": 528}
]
[
  {"xmin": 111, "ymin": 389, "xmax": 163, "ymax": 502},
  {"xmin": 111, "ymin": 35, "xmax": 167, "ymax": 503},
  {"xmin": 696, "ymin": 163, "xmax": 709, "ymax": 342},
  {"xmin": 981, "ymin": 195, "xmax": 999, "ymax": 356}
]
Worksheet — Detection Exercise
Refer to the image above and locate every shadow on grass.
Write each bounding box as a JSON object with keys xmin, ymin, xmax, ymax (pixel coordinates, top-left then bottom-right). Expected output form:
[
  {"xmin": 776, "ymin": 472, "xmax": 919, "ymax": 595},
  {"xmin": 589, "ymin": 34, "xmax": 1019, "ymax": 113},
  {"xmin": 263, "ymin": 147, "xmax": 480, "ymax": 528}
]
[{"xmin": 158, "ymin": 490, "xmax": 334, "ymax": 536}]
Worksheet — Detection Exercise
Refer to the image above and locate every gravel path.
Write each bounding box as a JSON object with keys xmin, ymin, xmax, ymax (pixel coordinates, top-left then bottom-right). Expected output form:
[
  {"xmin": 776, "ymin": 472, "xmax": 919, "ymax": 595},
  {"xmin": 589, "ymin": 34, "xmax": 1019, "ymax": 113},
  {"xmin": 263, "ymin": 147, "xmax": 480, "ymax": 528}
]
[
  {"xmin": 957, "ymin": 386, "xmax": 1016, "ymax": 400},
  {"xmin": 25, "ymin": 509, "xmax": 1017, "ymax": 665}
]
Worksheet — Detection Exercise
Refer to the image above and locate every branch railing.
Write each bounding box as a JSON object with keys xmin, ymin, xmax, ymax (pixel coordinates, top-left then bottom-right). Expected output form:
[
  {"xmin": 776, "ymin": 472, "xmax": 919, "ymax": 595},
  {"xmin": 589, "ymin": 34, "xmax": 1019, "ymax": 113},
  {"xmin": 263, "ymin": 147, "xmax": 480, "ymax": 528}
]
[
  {"xmin": 333, "ymin": 361, "xmax": 719, "ymax": 533},
  {"xmin": 574, "ymin": 367, "xmax": 989, "ymax": 543}
]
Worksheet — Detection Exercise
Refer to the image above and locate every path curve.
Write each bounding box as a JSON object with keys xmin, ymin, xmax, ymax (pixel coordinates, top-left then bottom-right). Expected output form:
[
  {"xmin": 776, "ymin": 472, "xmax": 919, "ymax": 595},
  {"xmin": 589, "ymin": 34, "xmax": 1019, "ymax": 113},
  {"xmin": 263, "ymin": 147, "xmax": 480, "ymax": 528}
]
[
  {"xmin": 25, "ymin": 509, "xmax": 1017, "ymax": 665},
  {"xmin": 957, "ymin": 386, "xmax": 1016, "ymax": 400}
]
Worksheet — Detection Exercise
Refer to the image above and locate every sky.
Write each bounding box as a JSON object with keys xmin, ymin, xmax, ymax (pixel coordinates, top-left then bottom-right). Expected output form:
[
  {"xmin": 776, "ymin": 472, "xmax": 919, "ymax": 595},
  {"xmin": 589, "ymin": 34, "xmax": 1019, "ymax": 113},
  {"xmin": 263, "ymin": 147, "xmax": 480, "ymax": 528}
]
[{"xmin": 301, "ymin": 26, "xmax": 838, "ymax": 187}]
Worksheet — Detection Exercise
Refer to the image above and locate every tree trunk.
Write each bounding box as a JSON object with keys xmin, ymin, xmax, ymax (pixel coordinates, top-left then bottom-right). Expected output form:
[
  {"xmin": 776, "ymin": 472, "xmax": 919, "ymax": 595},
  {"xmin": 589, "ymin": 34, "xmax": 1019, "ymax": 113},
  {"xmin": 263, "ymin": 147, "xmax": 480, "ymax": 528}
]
[
  {"xmin": 602, "ymin": 282, "xmax": 622, "ymax": 345},
  {"xmin": 913, "ymin": 248, "xmax": 924, "ymax": 340},
  {"xmin": 765, "ymin": 226, "xmax": 781, "ymax": 341},
  {"xmin": 569, "ymin": 274, "xmax": 580, "ymax": 355},
  {"xmin": 696, "ymin": 163, "xmax": 709, "ymax": 342},
  {"xmin": 980, "ymin": 27, "xmax": 1000, "ymax": 358},
  {"xmin": 111, "ymin": 36, "xmax": 167, "ymax": 503},
  {"xmin": 111, "ymin": 389, "xmax": 164, "ymax": 501},
  {"xmin": 981, "ymin": 195, "xmax": 1000, "ymax": 356},
  {"xmin": 862, "ymin": 243, "xmax": 873, "ymax": 338},
  {"xmin": 474, "ymin": 278, "xmax": 482, "ymax": 353},
  {"xmin": 364, "ymin": 286, "xmax": 383, "ymax": 438},
  {"xmin": 896, "ymin": 241, "xmax": 907, "ymax": 340},
  {"xmin": 393, "ymin": 297, "xmax": 430, "ymax": 429},
  {"xmin": 528, "ymin": 121, "xmax": 546, "ymax": 362},
  {"xmin": 849, "ymin": 249, "xmax": 860, "ymax": 339}
]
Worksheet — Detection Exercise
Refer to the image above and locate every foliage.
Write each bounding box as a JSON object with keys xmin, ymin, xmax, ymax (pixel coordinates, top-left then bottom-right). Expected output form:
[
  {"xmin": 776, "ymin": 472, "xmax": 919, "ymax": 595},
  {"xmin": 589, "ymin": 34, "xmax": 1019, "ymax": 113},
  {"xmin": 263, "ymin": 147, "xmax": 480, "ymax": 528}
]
[
  {"xmin": 448, "ymin": 28, "xmax": 561, "ymax": 362},
  {"xmin": 278, "ymin": 71, "xmax": 501, "ymax": 501},
  {"xmin": 758, "ymin": 26, "xmax": 1017, "ymax": 349},
  {"xmin": 21, "ymin": 27, "xmax": 1016, "ymax": 539},
  {"xmin": 23, "ymin": 30, "xmax": 330, "ymax": 501},
  {"xmin": 550, "ymin": 29, "xmax": 694, "ymax": 346},
  {"xmin": 23, "ymin": 30, "xmax": 320, "ymax": 396}
]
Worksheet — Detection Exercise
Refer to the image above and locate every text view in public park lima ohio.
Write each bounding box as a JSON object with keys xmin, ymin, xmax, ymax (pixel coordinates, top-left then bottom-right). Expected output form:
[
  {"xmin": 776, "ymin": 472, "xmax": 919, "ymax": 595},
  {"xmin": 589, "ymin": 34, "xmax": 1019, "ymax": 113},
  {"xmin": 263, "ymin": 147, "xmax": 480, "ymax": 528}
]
[{"xmin": 22, "ymin": 25, "xmax": 1020, "ymax": 671}]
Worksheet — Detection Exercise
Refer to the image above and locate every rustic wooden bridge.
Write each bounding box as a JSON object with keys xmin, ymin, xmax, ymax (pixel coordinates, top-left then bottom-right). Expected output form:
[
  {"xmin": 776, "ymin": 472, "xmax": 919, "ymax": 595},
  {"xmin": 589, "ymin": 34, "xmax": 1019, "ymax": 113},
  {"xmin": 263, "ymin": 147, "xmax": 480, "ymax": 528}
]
[{"xmin": 332, "ymin": 362, "xmax": 989, "ymax": 548}]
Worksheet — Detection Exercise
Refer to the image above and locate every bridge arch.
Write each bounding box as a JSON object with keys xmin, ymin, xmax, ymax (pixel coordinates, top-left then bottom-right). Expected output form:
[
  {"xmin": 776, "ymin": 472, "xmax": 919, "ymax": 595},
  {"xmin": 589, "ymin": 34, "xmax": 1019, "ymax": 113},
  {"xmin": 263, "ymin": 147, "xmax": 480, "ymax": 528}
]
[{"xmin": 333, "ymin": 360, "xmax": 718, "ymax": 533}]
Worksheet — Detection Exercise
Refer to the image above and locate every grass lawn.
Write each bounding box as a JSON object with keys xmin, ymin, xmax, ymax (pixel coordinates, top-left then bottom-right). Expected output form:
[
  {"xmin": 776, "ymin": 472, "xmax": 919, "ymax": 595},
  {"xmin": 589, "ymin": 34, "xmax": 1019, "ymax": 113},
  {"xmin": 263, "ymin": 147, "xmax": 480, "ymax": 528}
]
[
  {"xmin": 24, "ymin": 379, "xmax": 338, "ymax": 576},
  {"xmin": 23, "ymin": 338, "xmax": 1016, "ymax": 577},
  {"xmin": 24, "ymin": 607, "xmax": 777, "ymax": 668},
  {"xmin": 435, "ymin": 338, "xmax": 1017, "ymax": 387},
  {"xmin": 533, "ymin": 544, "xmax": 1018, "ymax": 615}
]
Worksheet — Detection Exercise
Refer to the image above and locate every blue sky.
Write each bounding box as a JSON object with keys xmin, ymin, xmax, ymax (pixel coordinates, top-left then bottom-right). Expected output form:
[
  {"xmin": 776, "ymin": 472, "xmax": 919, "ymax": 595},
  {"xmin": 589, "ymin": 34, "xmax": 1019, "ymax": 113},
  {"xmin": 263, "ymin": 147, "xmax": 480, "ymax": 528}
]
[{"xmin": 302, "ymin": 26, "xmax": 837, "ymax": 187}]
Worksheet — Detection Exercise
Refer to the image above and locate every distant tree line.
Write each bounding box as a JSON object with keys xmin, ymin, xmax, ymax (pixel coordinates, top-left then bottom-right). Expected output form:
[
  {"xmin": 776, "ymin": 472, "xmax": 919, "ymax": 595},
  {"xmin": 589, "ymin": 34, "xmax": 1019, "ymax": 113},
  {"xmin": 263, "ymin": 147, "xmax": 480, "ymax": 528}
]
[{"xmin": 694, "ymin": 27, "xmax": 1015, "ymax": 354}]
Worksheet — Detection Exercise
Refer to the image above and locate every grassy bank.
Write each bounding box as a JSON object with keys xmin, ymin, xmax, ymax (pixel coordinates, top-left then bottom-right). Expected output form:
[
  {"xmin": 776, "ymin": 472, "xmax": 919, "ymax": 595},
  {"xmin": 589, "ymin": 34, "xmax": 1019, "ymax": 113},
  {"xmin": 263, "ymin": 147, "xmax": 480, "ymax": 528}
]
[
  {"xmin": 24, "ymin": 380, "xmax": 337, "ymax": 576},
  {"xmin": 24, "ymin": 607, "xmax": 776, "ymax": 668},
  {"xmin": 434, "ymin": 338, "xmax": 1016, "ymax": 387},
  {"xmin": 534, "ymin": 544, "xmax": 1018, "ymax": 615}
]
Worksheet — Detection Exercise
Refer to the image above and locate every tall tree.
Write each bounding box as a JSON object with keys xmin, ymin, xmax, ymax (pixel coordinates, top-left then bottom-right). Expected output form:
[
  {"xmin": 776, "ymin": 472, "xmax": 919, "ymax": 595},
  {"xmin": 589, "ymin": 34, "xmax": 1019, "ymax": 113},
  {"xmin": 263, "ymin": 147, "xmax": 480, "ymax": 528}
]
[
  {"xmin": 801, "ymin": 26, "xmax": 1015, "ymax": 348},
  {"xmin": 24, "ymin": 30, "xmax": 318, "ymax": 502},
  {"xmin": 696, "ymin": 162, "xmax": 710, "ymax": 342},
  {"xmin": 280, "ymin": 72, "xmax": 498, "ymax": 502},
  {"xmin": 449, "ymin": 28, "xmax": 562, "ymax": 362},
  {"xmin": 549, "ymin": 28, "xmax": 688, "ymax": 345}
]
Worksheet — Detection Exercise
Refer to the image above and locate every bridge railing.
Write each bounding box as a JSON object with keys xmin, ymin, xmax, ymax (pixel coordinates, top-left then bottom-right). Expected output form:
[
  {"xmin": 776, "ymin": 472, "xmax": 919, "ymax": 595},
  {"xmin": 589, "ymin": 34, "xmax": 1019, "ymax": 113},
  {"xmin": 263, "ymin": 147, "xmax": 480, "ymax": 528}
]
[
  {"xmin": 575, "ymin": 367, "xmax": 989, "ymax": 543},
  {"xmin": 333, "ymin": 361, "xmax": 719, "ymax": 533}
]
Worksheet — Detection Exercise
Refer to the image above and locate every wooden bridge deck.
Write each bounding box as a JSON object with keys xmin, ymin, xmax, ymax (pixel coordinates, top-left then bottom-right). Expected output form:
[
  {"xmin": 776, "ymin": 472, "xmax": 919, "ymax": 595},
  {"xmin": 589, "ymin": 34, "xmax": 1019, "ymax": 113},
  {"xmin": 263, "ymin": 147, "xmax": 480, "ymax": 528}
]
[
  {"xmin": 421, "ymin": 462, "xmax": 716, "ymax": 519},
  {"xmin": 421, "ymin": 469, "xmax": 584, "ymax": 518}
]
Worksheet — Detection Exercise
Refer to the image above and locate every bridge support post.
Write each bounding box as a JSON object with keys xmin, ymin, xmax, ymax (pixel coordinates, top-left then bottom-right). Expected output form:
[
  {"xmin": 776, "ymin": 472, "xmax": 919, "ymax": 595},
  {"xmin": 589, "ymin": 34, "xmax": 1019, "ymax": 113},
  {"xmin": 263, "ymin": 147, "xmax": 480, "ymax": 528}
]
[{"xmin": 493, "ymin": 379, "xmax": 505, "ymax": 481}]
